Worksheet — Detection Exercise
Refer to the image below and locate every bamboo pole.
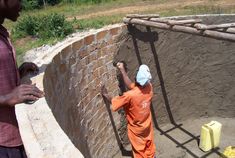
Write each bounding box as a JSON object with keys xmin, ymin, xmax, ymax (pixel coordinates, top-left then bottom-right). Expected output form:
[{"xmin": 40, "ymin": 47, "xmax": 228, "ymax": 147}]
[
  {"xmin": 194, "ymin": 23, "xmax": 235, "ymax": 30},
  {"xmin": 142, "ymin": 18, "xmax": 201, "ymax": 26},
  {"xmin": 167, "ymin": 19, "xmax": 202, "ymax": 25},
  {"xmin": 123, "ymin": 17, "xmax": 235, "ymax": 42},
  {"xmin": 217, "ymin": 28, "xmax": 235, "ymax": 34}
]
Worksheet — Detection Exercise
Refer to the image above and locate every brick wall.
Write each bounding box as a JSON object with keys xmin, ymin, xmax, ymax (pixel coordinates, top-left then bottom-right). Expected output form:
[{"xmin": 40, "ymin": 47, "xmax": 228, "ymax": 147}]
[{"xmin": 44, "ymin": 24, "xmax": 127, "ymax": 158}]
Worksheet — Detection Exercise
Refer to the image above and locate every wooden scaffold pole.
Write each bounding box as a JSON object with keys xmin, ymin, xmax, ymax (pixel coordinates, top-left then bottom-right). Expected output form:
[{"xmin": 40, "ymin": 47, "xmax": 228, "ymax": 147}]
[{"xmin": 123, "ymin": 15, "xmax": 235, "ymax": 42}]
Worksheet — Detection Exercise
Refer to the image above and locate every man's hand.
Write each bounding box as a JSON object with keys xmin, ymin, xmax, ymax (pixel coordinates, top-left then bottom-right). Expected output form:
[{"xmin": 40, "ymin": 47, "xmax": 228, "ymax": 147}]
[
  {"xmin": 101, "ymin": 85, "xmax": 111, "ymax": 103},
  {"xmin": 116, "ymin": 62, "xmax": 125, "ymax": 72},
  {"xmin": 5, "ymin": 84, "xmax": 44, "ymax": 106},
  {"xmin": 19, "ymin": 62, "xmax": 39, "ymax": 78},
  {"xmin": 116, "ymin": 62, "xmax": 132, "ymax": 89}
]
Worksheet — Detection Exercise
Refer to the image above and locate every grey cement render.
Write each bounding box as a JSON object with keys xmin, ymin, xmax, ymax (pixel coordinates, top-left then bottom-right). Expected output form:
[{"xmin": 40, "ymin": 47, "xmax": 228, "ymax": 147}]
[{"xmin": 114, "ymin": 14, "xmax": 235, "ymax": 125}]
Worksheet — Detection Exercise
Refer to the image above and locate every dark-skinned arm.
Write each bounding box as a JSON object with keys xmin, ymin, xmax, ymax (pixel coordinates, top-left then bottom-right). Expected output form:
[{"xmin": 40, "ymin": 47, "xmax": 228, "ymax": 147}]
[
  {"xmin": 0, "ymin": 84, "xmax": 44, "ymax": 107},
  {"xmin": 117, "ymin": 62, "xmax": 133, "ymax": 89}
]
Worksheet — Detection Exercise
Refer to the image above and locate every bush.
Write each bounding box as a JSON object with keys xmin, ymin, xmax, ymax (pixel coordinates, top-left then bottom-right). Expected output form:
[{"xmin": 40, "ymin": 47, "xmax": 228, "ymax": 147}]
[
  {"xmin": 46, "ymin": 0, "xmax": 62, "ymax": 5},
  {"xmin": 21, "ymin": 0, "xmax": 61, "ymax": 10},
  {"xmin": 13, "ymin": 16, "xmax": 40, "ymax": 37},
  {"xmin": 21, "ymin": 0, "xmax": 42, "ymax": 10},
  {"xmin": 39, "ymin": 13, "xmax": 74, "ymax": 39},
  {"xmin": 13, "ymin": 13, "xmax": 74, "ymax": 39}
]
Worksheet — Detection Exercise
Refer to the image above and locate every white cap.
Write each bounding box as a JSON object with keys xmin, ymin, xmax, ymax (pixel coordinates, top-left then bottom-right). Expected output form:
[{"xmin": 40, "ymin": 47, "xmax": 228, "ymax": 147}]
[{"xmin": 136, "ymin": 64, "xmax": 152, "ymax": 86}]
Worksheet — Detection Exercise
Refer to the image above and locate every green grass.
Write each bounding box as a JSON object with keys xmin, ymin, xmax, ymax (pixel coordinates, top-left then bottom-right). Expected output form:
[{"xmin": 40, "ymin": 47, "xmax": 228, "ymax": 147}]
[
  {"xmin": 137, "ymin": 4, "xmax": 235, "ymax": 17},
  {"xmin": 3, "ymin": 0, "xmax": 235, "ymax": 64},
  {"xmin": 14, "ymin": 37, "xmax": 63, "ymax": 64},
  {"xmin": 74, "ymin": 14, "xmax": 123, "ymax": 29},
  {"xmin": 21, "ymin": 0, "xmax": 143, "ymax": 17}
]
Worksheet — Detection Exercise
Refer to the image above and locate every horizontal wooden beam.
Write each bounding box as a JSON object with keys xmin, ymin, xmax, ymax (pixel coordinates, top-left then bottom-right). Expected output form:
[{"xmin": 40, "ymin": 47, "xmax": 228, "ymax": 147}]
[
  {"xmin": 148, "ymin": 18, "xmax": 169, "ymax": 23},
  {"xmin": 194, "ymin": 23, "xmax": 235, "ymax": 30},
  {"xmin": 217, "ymin": 27, "xmax": 235, "ymax": 34},
  {"xmin": 167, "ymin": 19, "xmax": 202, "ymax": 25},
  {"xmin": 123, "ymin": 17, "xmax": 235, "ymax": 42}
]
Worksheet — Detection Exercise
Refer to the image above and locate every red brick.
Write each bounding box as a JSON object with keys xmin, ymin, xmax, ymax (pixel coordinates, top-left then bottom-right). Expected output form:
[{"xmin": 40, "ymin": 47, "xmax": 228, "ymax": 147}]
[
  {"xmin": 84, "ymin": 34, "xmax": 95, "ymax": 45},
  {"xmin": 69, "ymin": 56, "xmax": 76, "ymax": 66},
  {"xmin": 61, "ymin": 45, "xmax": 72, "ymax": 59},
  {"xmin": 97, "ymin": 57, "xmax": 105, "ymax": 67},
  {"xmin": 97, "ymin": 50, "xmax": 102, "ymax": 59},
  {"xmin": 97, "ymin": 30, "xmax": 108, "ymax": 41},
  {"xmin": 121, "ymin": 24, "xmax": 127, "ymax": 30},
  {"xmin": 93, "ymin": 78, "xmax": 100, "ymax": 86},
  {"xmin": 79, "ymin": 49, "xmax": 88, "ymax": 59},
  {"xmin": 101, "ymin": 47, "xmax": 108, "ymax": 57},
  {"xmin": 93, "ymin": 69, "xmax": 99, "ymax": 79},
  {"xmin": 110, "ymin": 27, "xmax": 119, "ymax": 36},
  {"xmin": 92, "ymin": 60, "xmax": 98, "ymax": 69},
  {"xmin": 107, "ymin": 38, "xmax": 114, "ymax": 45},
  {"xmin": 88, "ymin": 51, "xmax": 97, "ymax": 62},
  {"xmin": 59, "ymin": 63, "xmax": 67, "ymax": 74},
  {"xmin": 72, "ymin": 39, "xmax": 84, "ymax": 51},
  {"xmin": 100, "ymin": 41, "xmax": 108, "ymax": 48},
  {"xmin": 53, "ymin": 53, "xmax": 61, "ymax": 65},
  {"xmin": 87, "ymin": 43, "xmax": 98, "ymax": 52}
]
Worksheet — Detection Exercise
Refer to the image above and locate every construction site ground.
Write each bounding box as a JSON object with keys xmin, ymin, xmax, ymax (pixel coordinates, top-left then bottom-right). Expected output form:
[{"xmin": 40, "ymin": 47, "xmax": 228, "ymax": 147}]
[{"xmin": 114, "ymin": 117, "xmax": 235, "ymax": 158}]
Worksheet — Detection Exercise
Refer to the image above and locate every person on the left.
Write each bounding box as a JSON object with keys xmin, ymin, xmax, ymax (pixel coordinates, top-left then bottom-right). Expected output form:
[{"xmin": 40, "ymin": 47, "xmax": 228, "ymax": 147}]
[{"xmin": 0, "ymin": 0, "xmax": 44, "ymax": 157}]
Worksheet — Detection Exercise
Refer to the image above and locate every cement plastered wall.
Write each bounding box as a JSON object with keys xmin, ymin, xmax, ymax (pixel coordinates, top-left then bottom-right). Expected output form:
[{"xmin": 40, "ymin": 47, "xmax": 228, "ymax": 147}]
[
  {"xmin": 114, "ymin": 14, "xmax": 235, "ymax": 125},
  {"xmin": 43, "ymin": 24, "xmax": 126, "ymax": 158}
]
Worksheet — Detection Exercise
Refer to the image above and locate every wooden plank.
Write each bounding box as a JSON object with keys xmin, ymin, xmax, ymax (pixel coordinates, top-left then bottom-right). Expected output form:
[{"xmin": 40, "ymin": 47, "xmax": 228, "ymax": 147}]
[
  {"xmin": 194, "ymin": 23, "xmax": 235, "ymax": 30},
  {"xmin": 123, "ymin": 17, "xmax": 235, "ymax": 42},
  {"xmin": 126, "ymin": 14, "xmax": 160, "ymax": 18}
]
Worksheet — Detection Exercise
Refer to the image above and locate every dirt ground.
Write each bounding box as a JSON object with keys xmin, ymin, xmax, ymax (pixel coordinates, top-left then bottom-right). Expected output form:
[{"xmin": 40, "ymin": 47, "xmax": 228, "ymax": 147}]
[
  {"xmin": 68, "ymin": 0, "xmax": 235, "ymax": 20},
  {"xmin": 115, "ymin": 117, "xmax": 235, "ymax": 158}
]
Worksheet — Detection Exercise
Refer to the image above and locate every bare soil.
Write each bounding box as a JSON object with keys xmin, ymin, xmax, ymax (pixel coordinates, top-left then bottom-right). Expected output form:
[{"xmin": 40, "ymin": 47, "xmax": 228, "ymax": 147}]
[{"xmin": 68, "ymin": 0, "xmax": 235, "ymax": 20}]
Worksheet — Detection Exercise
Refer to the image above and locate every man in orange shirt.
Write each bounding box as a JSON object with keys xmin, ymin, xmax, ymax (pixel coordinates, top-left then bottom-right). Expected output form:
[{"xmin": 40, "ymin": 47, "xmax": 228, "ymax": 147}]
[{"xmin": 101, "ymin": 62, "xmax": 156, "ymax": 158}]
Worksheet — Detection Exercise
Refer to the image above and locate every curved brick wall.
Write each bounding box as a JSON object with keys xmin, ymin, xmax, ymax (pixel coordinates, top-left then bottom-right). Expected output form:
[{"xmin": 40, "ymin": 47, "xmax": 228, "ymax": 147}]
[
  {"xmin": 27, "ymin": 14, "xmax": 235, "ymax": 158},
  {"xmin": 44, "ymin": 24, "xmax": 127, "ymax": 158}
]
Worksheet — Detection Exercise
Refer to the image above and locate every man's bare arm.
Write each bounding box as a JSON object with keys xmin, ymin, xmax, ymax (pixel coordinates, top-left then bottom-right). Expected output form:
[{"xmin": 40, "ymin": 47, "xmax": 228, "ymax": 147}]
[
  {"xmin": 117, "ymin": 62, "xmax": 132, "ymax": 89},
  {"xmin": 0, "ymin": 84, "xmax": 44, "ymax": 107}
]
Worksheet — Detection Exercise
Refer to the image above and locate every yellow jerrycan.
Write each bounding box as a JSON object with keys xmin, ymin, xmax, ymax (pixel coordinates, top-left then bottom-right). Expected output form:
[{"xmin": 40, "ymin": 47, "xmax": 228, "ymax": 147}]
[
  {"xmin": 199, "ymin": 121, "xmax": 222, "ymax": 152},
  {"xmin": 223, "ymin": 146, "xmax": 235, "ymax": 158}
]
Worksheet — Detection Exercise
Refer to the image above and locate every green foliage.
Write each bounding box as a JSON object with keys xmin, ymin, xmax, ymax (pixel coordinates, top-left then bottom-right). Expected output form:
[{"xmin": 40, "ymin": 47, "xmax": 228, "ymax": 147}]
[
  {"xmin": 21, "ymin": 0, "xmax": 42, "ymax": 10},
  {"xmin": 22, "ymin": 0, "xmax": 61, "ymax": 10},
  {"xmin": 39, "ymin": 13, "xmax": 74, "ymax": 39},
  {"xmin": 13, "ymin": 13, "xmax": 74, "ymax": 39},
  {"xmin": 47, "ymin": 0, "xmax": 62, "ymax": 5},
  {"xmin": 74, "ymin": 15, "xmax": 122, "ymax": 30},
  {"xmin": 13, "ymin": 16, "xmax": 40, "ymax": 37}
]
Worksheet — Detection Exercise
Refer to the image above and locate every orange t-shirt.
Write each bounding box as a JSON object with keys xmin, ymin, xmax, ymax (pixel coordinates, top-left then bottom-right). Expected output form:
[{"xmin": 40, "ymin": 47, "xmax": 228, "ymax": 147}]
[{"xmin": 112, "ymin": 83, "xmax": 156, "ymax": 158}]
